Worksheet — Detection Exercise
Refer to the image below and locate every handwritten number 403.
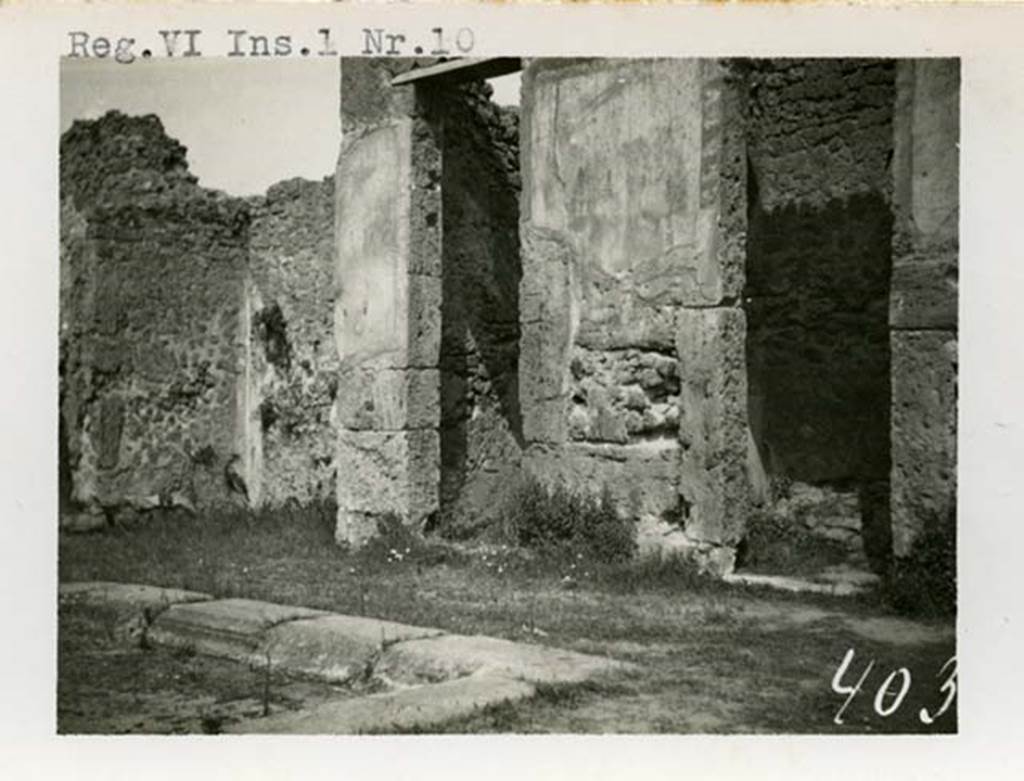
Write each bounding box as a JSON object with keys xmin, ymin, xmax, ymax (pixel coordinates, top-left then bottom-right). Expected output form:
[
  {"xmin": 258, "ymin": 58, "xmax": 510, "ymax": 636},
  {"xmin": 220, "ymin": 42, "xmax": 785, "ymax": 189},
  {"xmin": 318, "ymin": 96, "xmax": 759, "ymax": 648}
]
[{"xmin": 831, "ymin": 649, "xmax": 957, "ymax": 726}]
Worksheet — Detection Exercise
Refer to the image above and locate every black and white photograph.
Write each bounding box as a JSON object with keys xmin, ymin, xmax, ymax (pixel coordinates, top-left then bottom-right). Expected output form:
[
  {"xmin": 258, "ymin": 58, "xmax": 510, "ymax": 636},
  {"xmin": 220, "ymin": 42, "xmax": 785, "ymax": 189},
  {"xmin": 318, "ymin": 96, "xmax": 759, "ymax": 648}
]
[
  {"xmin": 54, "ymin": 53, "xmax": 959, "ymax": 736},
  {"xmin": 11, "ymin": 0, "xmax": 1024, "ymax": 776}
]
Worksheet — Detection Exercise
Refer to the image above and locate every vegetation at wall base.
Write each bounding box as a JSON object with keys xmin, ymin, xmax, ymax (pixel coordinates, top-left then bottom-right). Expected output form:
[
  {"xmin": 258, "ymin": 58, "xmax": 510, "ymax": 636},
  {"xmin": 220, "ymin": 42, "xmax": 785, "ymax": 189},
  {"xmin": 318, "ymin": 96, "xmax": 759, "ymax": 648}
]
[
  {"xmin": 881, "ymin": 509, "xmax": 957, "ymax": 619},
  {"xmin": 497, "ymin": 476, "xmax": 637, "ymax": 565},
  {"xmin": 356, "ymin": 512, "xmax": 465, "ymax": 569}
]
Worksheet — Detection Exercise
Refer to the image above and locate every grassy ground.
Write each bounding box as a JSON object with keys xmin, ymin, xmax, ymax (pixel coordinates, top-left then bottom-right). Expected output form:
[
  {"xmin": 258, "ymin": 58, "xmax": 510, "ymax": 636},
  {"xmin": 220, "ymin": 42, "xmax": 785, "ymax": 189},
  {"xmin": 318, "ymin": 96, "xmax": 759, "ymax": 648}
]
[
  {"xmin": 58, "ymin": 506, "xmax": 956, "ymax": 734},
  {"xmin": 58, "ymin": 603, "xmax": 353, "ymax": 734}
]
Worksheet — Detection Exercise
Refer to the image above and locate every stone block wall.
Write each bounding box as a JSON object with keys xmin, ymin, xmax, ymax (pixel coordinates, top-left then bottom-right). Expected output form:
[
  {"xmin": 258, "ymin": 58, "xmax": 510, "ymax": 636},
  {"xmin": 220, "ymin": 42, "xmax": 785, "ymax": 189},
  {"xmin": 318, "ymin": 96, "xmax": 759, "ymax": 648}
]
[
  {"xmin": 333, "ymin": 59, "xmax": 444, "ymax": 544},
  {"xmin": 518, "ymin": 59, "xmax": 752, "ymax": 566},
  {"xmin": 333, "ymin": 59, "xmax": 527, "ymax": 543},
  {"xmin": 248, "ymin": 177, "xmax": 338, "ymax": 507},
  {"xmin": 889, "ymin": 60, "xmax": 959, "ymax": 556}
]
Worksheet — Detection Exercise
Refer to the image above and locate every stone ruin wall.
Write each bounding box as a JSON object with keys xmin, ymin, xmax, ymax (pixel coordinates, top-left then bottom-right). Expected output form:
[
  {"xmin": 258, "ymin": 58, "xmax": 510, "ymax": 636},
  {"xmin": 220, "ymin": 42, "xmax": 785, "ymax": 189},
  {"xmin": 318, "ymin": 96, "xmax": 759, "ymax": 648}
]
[
  {"xmin": 248, "ymin": 177, "xmax": 338, "ymax": 507},
  {"xmin": 60, "ymin": 113, "xmax": 250, "ymax": 516},
  {"xmin": 518, "ymin": 59, "xmax": 750, "ymax": 568},
  {"xmin": 60, "ymin": 112, "xmax": 336, "ymax": 518},
  {"xmin": 61, "ymin": 59, "xmax": 957, "ymax": 570},
  {"xmin": 743, "ymin": 59, "xmax": 897, "ymax": 567},
  {"xmin": 436, "ymin": 82, "xmax": 523, "ymax": 536},
  {"xmin": 333, "ymin": 59, "xmax": 444, "ymax": 545},
  {"xmin": 516, "ymin": 56, "xmax": 956, "ymax": 571},
  {"xmin": 889, "ymin": 60, "xmax": 959, "ymax": 557},
  {"xmin": 332, "ymin": 58, "xmax": 527, "ymax": 544}
]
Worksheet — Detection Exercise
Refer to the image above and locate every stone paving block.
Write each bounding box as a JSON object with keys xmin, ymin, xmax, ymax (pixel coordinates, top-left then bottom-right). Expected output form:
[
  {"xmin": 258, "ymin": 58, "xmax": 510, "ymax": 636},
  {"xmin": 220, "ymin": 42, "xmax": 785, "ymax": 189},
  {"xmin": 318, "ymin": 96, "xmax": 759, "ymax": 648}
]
[
  {"xmin": 147, "ymin": 598, "xmax": 327, "ymax": 662},
  {"xmin": 258, "ymin": 614, "xmax": 444, "ymax": 684},
  {"xmin": 227, "ymin": 673, "xmax": 536, "ymax": 734},
  {"xmin": 58, "ymin": 581, "xmax": 211, "ymax": 624},
  {"xmin": 376, "ymin": 633, "xmax": 630, "ymax": 686}
]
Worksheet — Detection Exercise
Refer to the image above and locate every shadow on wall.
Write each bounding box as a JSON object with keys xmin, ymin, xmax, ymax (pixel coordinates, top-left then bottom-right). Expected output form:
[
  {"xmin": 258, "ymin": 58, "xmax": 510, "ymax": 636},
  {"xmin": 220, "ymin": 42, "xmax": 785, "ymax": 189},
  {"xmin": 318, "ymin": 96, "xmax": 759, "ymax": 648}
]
[
  {"xmin": 744, "ymin": 159, "xmax": 894, "ymax": 569},
  {"xmin": 434, "ymin": 83, "xmax": 524, "ymax": 536}
]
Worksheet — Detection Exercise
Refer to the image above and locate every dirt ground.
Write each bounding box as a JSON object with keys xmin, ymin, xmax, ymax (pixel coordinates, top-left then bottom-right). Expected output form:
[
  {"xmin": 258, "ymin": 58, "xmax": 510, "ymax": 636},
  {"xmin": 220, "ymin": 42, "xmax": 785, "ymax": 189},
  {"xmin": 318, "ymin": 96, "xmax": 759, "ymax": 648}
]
[
  {"xmin": 58, "ymin": 604, "xmax": 356, "ymax": 735},
  {"xmin": 58, "ymin": 594, "xmax": 955, "ymax": 735},
  {"xmin": 58, "ymin": 513, "xmax": 956, "ymax": 734}
]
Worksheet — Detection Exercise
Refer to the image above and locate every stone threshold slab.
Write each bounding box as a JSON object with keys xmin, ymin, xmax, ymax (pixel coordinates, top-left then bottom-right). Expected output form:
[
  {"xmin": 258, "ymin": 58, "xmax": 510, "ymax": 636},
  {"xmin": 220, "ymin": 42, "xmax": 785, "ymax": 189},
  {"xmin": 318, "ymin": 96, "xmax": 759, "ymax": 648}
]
[
  {"xmin": 58, "ymin": 581, "xmax": 213, "ymax": 623},
  {"xmin": 228, "ymin": 672, "xmax": 536, "ymax": 734},
  {"xmin": 147, "ymin": 598, "xmax": 330, "ymax": 663},
  {"xmin": 60, "ymin": 581, "xmax": 629, "ymax": 694},
  {"xmin": 259, "ymin": 614, "xmax": 445, "ymax": 685},
  {"xmin": 376, "ymin": 633, "xmax": 629, "ymax": 686}
]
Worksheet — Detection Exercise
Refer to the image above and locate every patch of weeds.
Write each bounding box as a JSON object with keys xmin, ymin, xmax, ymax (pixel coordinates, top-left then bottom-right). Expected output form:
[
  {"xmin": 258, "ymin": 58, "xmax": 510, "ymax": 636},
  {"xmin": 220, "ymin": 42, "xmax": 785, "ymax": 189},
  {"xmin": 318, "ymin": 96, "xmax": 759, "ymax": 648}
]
[
  {"xmin": 881, "ymin": 508, "xmax": 956, "ymax": 618},
  {"xmin": 736, "ymin": 509, "xmax": 849, "ymax": 576},
  {"xmin": 475, "ymin": 543, "xmax": 534, "ymax": 578},
  {"xmin": 498, "ymin": 476, "xmax": 636, "ymax": 565},
  {"xmin": 356, "ymin": 513, "xmax": 465, "ymax": 570}
]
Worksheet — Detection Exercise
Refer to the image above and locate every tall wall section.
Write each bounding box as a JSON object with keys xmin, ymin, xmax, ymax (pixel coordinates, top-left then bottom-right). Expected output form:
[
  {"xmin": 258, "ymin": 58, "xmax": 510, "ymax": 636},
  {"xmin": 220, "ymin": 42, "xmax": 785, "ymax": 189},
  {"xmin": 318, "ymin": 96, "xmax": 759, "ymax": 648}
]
[
  {"xmin": 743, "ymin": 59, "xmax": 896, "ymax": 566},
  {"xmin": 333, "ymin": 59, "xmax": 444, "ymax": 545},
  {"xmin": 436, "ymin": 82, "xmax": 523, "ymax": 537},
  {"xmin": 60, "ymin": 112, "xmax": 251, "ymax": 514},
  {"xmin": 333, "ymin": 58, "xmax": 526, "ymax": 543},
  {"xmin": 248, "ymin": 177, "xmax": 338, "ymax": 507},
  {"xmin": 889, "ymin": 60, "xmax": 959, "ymax": 557},
  {"xmin": 519, "ymin": 59, "xmax": 751, "ymax": 568}
]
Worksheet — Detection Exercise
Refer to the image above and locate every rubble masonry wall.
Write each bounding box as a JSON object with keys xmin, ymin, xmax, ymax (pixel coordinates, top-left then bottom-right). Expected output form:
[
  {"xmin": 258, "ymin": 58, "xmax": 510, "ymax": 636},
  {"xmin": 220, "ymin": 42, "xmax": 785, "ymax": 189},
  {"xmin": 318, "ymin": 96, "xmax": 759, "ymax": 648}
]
[
  {"xmin": 60, "ymin": 113, "xmax": 250, "ymax": 513},
  {"xmin": 745, "ymin": 59, "xmax": 895, "ymax": 487},
  {"xmin": 61, "ymin": 112, "xmax": 338, "ymax": 516},
  {"xmin": 743, "ymin": 59, "xmax": 896, "ymax": 566},
  {"xmin": 248, "ymin": 177, "xmax": 338, "ymax": 507},
  {"xmin": 437, "ymin": 83, "xmax": 523, "ymax": 536}
]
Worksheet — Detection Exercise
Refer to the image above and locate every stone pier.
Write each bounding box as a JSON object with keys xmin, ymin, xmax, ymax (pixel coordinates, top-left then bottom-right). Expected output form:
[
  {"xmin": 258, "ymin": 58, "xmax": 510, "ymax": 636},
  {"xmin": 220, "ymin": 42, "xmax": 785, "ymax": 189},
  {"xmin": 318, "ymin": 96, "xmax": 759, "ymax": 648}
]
[
  {"xmin": 333, "ymin": 60, "xmax": 443, "ymax": 545},
  {"xmin": 889, "ymin": 60, "xmax": 960, "ymax": 556}
]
